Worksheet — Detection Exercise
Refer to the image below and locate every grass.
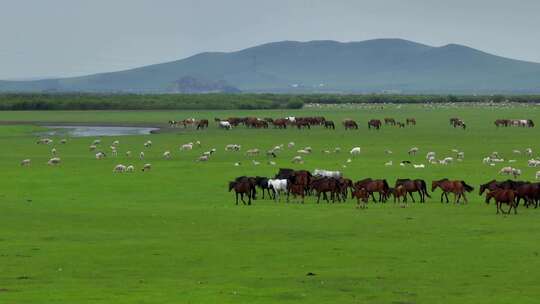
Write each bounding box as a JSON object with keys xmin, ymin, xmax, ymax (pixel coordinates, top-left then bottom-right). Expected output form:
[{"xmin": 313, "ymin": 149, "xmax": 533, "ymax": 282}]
[{"xmin": 1, "ymin": 104, "xmax": 540, "ymax": 303}]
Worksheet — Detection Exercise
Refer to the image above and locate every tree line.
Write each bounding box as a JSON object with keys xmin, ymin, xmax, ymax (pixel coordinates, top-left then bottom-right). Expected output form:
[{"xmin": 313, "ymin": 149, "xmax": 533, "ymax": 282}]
[{"xmin": 0, "ymin": 93, "xmax": 539, "ymax": 110}]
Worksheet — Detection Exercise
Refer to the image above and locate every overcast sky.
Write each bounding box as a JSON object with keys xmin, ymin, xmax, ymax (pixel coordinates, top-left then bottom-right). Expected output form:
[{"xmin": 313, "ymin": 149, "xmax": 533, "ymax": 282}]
[{"xmin": 1, "ymin": 0, "xmax": 538, "ymax": 79}]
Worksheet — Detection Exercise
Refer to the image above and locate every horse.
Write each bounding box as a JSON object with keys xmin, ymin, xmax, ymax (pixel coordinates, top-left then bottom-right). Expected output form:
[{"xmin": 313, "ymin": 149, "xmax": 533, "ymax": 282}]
[
  {"xmin": 254, "ymin": 176, "xmax": 272, "ymax": 199},
  {"xmin": 494, "ymin": 119, "xmax": 509, "ymax": 127},
  {"xmin": 272, "ymin": 119, "xmax": 288, "ymax": 129},
  {"xmin": 343, "ymin": 119, "xmax": 358, "ymax": 130},
  {"xmin": 406, "ymin": 118, "xmax": 416, "ymax": 126},
  {"xmin": 368, "ymin": 119, "xmax": 382, "ymax": 130},
  {"xmin": 229, "ymin": 180, "xmax": 255, "ymax": 205},
  {"xmin": 514, "ymin": 182, "xmax": 540, "ymax": 208},
  {"xmin": 196, "ymin": 119, "xmax": 209, "ymax": 129},
  {"xmin": 275, "ymin": 168, "xmax": 295, "ymax": 180},
  {"xmin": 388, "ymin": 185, "xmax": 408, "ymax": 203},
  {"xmin": 485, "ymin": 189, "xmax": 518, "ymax": 214},
  {"xmin": 235, "ymin": 176, "xmax": 257, "ymax": 199},
  {"xmin": 384, "ymin": 118, "xmax": 396, "ymax": 126},
  {"xmin": 309, "ymin": 177, "xmax": 340, "ymax": 203},
  {"xmin": 324, "ymin": 121, "xmax": 335, "ymax": 129},
  {"xmin": 289, "ymin": 170, "xmax": 313, "ymax": 195},
  {"xmin": 395, "ymin": 179, "xmax": 430, "ymax": 203},
  {"xmin": 431, "ymin": 179, "xmax": 474, "ymax": 204},
  {"xmin": 354, "ymin": 178, "xmax": 389, "ymax": 202},
  {"xmin": 287, "ymin": 183, "xmax": 305, "ymax": 204},
  {"xmin": 352, "ymin": 188, "xmax": 369, "ymax": 209},
  {"xmin": 479, "ymin": 179, "xmax": 520, "ymax": 196}
]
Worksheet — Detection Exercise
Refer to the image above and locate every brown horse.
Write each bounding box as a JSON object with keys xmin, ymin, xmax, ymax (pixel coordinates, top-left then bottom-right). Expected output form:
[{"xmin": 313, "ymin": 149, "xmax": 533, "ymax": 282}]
[
  {"xmin": 343, "ymin": 119, "xmax": 358, "ymax": 130},
  {"xmin": 368, "ymin": 119, "xmax": 382, "ymax": 130},
  {"xmin": 431, "ymin": 179, "xmax": 474, "ymax": 204},
  {"xmin": 229, "ymin": 180, "xmax": 255, "ymax": 205},
  {"xmin": 388, "ymin": 185, "xmax": 408, "ymax": 203},
  {"xmin": 384, "ymin": 118, "xmax": 396, "ymax": 125},
  {"xmin": 494, "ymin": 119, "xmax": 510, "ymax": 127},
  {"xmin": 272, "ymin": 119, "xmax": 288, "ymax": 129},
  {"xmin": 324, "ymin": 121, "xmax": 335, "ymax": 129},
  {"xmin": 354, "ymin": 178, "xmax": 390, "ymax": 202},
  {"xmin": 287, "ymin": 183, "xmax": 305, "ymax": 204},
  {"xmin": 352, "ymin": 188, "xmax": 369, "ymax": 209},
  {"xmin": 310, "ymin": 177, "xmax": 340, "ymax": 203},
  {"xmin": 196, "ymin": 119, "xmax": 209, "ymax": 129},
  {"xmin": 395, "ymin": 179, "xmax": 430, "ymax": 203},
  {"xmin": 485, "ymin": 189, "xmax": 517, "ymax": 214},
  {"xmin": 406, "ymin": 118, "xmax": 416, "ymax": 126}
]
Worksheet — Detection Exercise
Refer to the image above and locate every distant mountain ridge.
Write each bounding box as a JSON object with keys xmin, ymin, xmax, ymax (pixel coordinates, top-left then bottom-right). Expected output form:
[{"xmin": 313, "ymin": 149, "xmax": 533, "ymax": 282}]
[{"xmin": 2, "ymin": 38, "xmax": 540, "ymax": 93}]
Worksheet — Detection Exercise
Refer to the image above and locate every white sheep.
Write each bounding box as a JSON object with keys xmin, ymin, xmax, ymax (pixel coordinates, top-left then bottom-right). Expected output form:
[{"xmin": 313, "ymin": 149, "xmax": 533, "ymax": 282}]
[
  {"xmin": 408, "ymin": 147, "xmax": 418, "ymax": 155},
  {"xmin": 113, "ymin": 164, "xmax": 126, "ymax": 173},
  {"xmin": 288, "ymin": 142, "xmax": 295, "ymax": 148},
  {"xmin": 426, "ymin": 152, "xmax": 436, "ymax": 160},
  {"xmin": 292, "ymin": 156, "xmax": 304, "ymax": 164},
  {"xmin": 89, "ymin": 145, "xmax": 97, "ymax": 151},
  {"xmin": 139, "ymin": 152, "xmax": 145, "ymax": 160},
  {"xmin": 60, "ymin": 139, "xmax": 67, "ymax": 144},
  {"xmin": 413, "ymin": 164, "xmax": 425, "ymax": 169},
  {"xmin": 350, "ymin": 147, "xmax": 361, "ymax": 156},
  {"xmin": 144, "ymin": 140, "xmax": 152, "ymax": 148},
  {"xmin": 92, "ymin": 139, "xmax": 101, "ymax": 145},
  {"xmin": 252, "ymin": 160, "xmax": 260, "ymax": 166},
  {"xmin": 47, "ymin": 157, "xmax": 61, "ymax": 166},
  {"xmin": 112, "ymin": 140, "xmax": 120, "ymax": 146},
  {"xmin": 126, "ymin": 165, "xmax": 135, "ymax": 172},
  {"xmin": 21, "ymin": 159, "xmax": 31, "ymax": 166},
  {"xmin": 163, "ymin": 151, "xmax": 171, "ymax": 159},
  {"xmin": 142, "ymin": 163, "xmax": 152, "ymax": 171},
  {"xmin": 499, "ymin": 166, "xmax": 514, "ymax": 175},
  {"xmin": 384, "ymin": 160, "xmax": 393, "ymax": 166},
  {"xmin": 96, "ymin": 152, "xmax": 106, "ymax": 159},
  {"xmin": 536, "ymin": 171, "xmax": 540, "ymax": 180},
  {"xmin": 457, "ymin": 152, "xmax": 465, "ymax": 159},
  {"xmin": 246, "ymin": 149, "xmax": 260, "ymax": 156},
  {"xmin": 126, "ymin": 151, "xmax": 132, "ymax": 157},
  {"xmin": 525, "ymin": 148, "xmax": 533, "ymax": 157},
  {"xmin": 51, "ymin": 148, "xmax": 57, "ymax": 155},
  {"xmin": 197, "ymin": 155, "xmax": 209, "ymax": 162},
  {"xmin": 297, "ymin": 149, "xmax": 310, "ymax": 154},
  {"xmin": 225, "ymin": 144, "xmax": 241, "ymax": 151}
]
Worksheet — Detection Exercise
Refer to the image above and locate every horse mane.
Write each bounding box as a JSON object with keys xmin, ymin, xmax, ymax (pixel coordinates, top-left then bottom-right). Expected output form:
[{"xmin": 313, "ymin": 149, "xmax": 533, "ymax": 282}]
[{"xmin": 461, "ymin": 181, "xmax": 474, "ymax": 192}]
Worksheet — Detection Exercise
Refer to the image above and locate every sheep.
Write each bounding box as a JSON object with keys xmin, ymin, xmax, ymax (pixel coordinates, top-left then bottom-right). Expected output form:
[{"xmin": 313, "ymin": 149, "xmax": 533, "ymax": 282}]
[
  {"xmin": 499, "ymin": 166, "xmax": 514, "ymax": 175},
  {"xmin": 111, "ymin": 149, "xmax": 118, "ymax": 157},
  {"xmin": 350, "ymin": 147, "xmax": 361, "ymax": 156},
  {"xmin": 252, "ymin": 160, "xmax": 260, "ymax": 166},
  {"xmin": 163, "ymin": 151, "xmax": 171, "ymax": 159},
  {"xmin": 89, "ymin": 145, "xmax": 97, "ymax": 151},
  {"xmin": 525, "ymin": 148, "xmax": 533, "ymax": 157},
  {"xmin": 139, "ymin": 151, "xmax": 145, "ymax": 160},
  {"xmin": 303, "ymin": 146, "xmax": 312, "ymax": 153},
  {"xmin": 47, "ymin": 157, "xmax": 61, "ymax": 166},
  {"xmin": 181, "ymin": 143, "xmax": 193, "ymax": 151},
  {"xmin": 512, "ymin": 168, "xmax": 522, "ymax": 179},
  {"xmin": 528, "ymin": 159, "xmax": 540, "ymax": 167},
  {"xmin": 322, "ymin": 150, "xmax": 331, "ymax": 154},
  {"xmin": 457, "ymin": 152, "xmax": 465, "ymax": 159},
  {"xmin": 92, "ymin": 139, "xmax": 101, "ymax": 145},
  {"xmin": 144, "ymin": 140, "xmax": 152, "ymax": 148},
  {"xmin": 440, "ymin": 157, "xmax": 453, "ymax": 165},
  {"xmin": 268, "ymin": 161, "xmax": 276, "ymax": 166},
  {"xmin": 113, "ymin": 164, "xmax": 127, "ymax": 173},
  {"xmin": 126, "ymin": 151, "xmax": 132, "ymax": 157},
  {"xmin": 96, "ymin": 152, "xmax": 106, "ymax": 159},
  {"xmin": 51, "ymin": 148, "xmax": 57, "ymax": 155},
  {"xmin": 60, "ymin": 139, "xmax": 67, "ymax": 144},
  {"xmin": 297, "ymin": 149, "xmax": 310, "ymax": 155},
  {"xmin": 384, "ymin": 160, "xmax": 393, "ymax": 166},
  {"xmin": 408, "ymin": 147, "xmax": 419, "ymax": 156},
  {"xmin": 112, "ymin": 140, "xmax": 120, "ymax": 146},
  {"xmin": 142, "ymin": 163, "xmax": 152, "ymax": 171},
  {"xmin": 426, "ymin": 152, "xmax": 436, "ymax": 160},
  {"xmin": 21, "ymin": 159, "xmax": 31, "ymax": 166},
  {"xmin": 126, "ymin": 165, "xmax": 135, "ymax": 172},
  {"xmin": 288, "ymin": 142, "xmax": 295, "ymax": 148},
  {"xmin": 413, "ymin": 164, "xmax": 425, "ymax": 169},
  {"xmin": 334, "ymin": 147, "xmax": 341, "ymax": 153},
  {"xmin": 313, "ymin": 169, "xmax": 342, "ymax": 178},
  {"xmin": 385, "ymin": 149, "xmax": 393, "ymax": 154},
  {"xmin": 292, "ymin": 156, "xmax": 304, "ymax": 164},
  {"xmin": 451, "ymin": 149, "xmax": 459, "ymax": 153},
  {"xmin": 246, "ymin": 149, "xmax": 260, "ymax": 156},
  {"xmin": 225, "ymin": 144, "xmax": 241, "ymax": 151},
  {"xmin": 195, "ymin": 141, "xmax": 201, "ymax": 147},
  {"xmin": 234, "ymin": 162, "xmax": 241, "ymax": 166},
  {"xmin": 36, "ymin": 138, "xmax": 53, "ymax": 145},
  {"xmin": 197, "ymin": 155, "xmax": 209, "ymax": 162},
  {"xmin": 512, "ymin": 149, "xmax": 521, "ymax": 155},
  {"xmin": 536, "ymin": 171, "xmax": 540, "ymax": 180}
]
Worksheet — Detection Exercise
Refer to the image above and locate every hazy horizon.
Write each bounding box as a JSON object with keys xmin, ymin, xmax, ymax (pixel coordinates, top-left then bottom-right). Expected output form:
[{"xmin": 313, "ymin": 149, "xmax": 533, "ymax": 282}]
[{"xmin": 1, "ymin": 0, "xmax": 539, "ymax": 80}]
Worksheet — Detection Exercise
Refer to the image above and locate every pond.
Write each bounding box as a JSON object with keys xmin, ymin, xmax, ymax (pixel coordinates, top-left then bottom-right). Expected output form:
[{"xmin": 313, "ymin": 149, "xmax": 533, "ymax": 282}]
[{"xmin": 41, "ymin": 126, "xmax": 159, "ymax": 137}]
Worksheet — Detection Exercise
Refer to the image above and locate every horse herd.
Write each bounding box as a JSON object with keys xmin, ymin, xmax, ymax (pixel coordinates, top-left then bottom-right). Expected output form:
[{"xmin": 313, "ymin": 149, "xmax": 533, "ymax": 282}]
[
  {"xmin": 494, "ymin": 119, "xmax": 535, "ymax": 128},
  {"xmin": 169, "ymin": 116, "xmax": 417, "ymax": 130},
  {"xmin": 228, "ymin": 168, "xmax": 498, "ymax": 209}
]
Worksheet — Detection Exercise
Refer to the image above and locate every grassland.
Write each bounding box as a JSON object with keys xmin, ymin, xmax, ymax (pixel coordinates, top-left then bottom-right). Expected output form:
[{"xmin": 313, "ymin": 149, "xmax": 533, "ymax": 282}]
[{"xmin": 1, "ymin": 104, "xmax": 540, "ymax": 303}]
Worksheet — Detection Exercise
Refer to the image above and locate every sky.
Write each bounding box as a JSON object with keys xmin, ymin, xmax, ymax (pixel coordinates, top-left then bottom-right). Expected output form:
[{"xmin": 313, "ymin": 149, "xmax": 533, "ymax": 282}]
[{"xmin": 1, "ymin": 0, "xmax": 539, "ymax": 79}]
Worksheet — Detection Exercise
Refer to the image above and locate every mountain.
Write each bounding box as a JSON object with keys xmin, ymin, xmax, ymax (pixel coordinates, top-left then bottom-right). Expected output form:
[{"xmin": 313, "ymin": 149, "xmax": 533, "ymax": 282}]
[{"xmin": 2, "ymin": 39, "xmax": 540, "ymax": 93}]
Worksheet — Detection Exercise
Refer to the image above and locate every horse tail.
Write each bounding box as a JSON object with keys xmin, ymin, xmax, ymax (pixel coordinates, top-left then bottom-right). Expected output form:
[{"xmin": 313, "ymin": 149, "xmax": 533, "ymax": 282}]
[
  {"xmin": 382, "ymin": 179, "xmax": 390, "ymax": 191},
  {"xmin": 420, "ymin": 180, "xmax": 431, "ymax": 197},
  {"xmin": 461, "ymin": 181, "xmax": 474, "ymax": 192}
]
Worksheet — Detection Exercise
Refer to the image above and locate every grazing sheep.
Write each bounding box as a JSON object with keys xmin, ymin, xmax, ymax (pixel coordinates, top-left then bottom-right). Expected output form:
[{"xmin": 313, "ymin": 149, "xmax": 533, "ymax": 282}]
[
  {"xmin": 163, "ymin": 151, "xmax": 171, "ymax": 159},
  {"xmin": 113, "ymin": 164, "xmax": 127, "ymax": 173},
  {"xmin": 111, "ymin": 149, "xmax": 118, "ymax": 157},
  {"xmin": 96, "ymin": 152, "xmax": 106, "ymax": 159},
  {"xmin": 47, "ymin": 157, "xmax": 61, "ymax": 166},
  {"xmin": 408, "ymin": 147, "xmax": 419, "ymax": 155},
  {"xmin": 292, "ymin": 156, "xmax": 304, "ymax": 164},
  {"xmin": 234, "ymin": 162, "xmax": 241, "ymax": 166},
  {"xmin": 440, "ymin": 157, "xmax": 453, "ymax": 165},
  {"xmin": 426, "ymin": 152, "xmax": 436, "ymax": 160},
  {"xmin": 195, "ymin": 141, "xmax": 201, "ymax": 147},
  {"xmin": 322, "ymin": 150, "xmax": 331, "ymax": 154},
  {"xmin": 528, "ymin": 159, "xmax": 540, "ymax": 167},
  {"xmin": 304, "ymin": 146, "xmax": 312, "ymax": 153},
  {"xmin": 225, "ymin": 144, "xmax": 241, "ymax": 151},
  {"xmin": 346, "ymin": 158, "xmax": 352, "ymax": 163},
  {"xmin": 499, "ymin": 166, "xmax": 514, "ymax": 175},
  {"xmin": 252, "ymin": 160, "xmax": 260, "ymax": 166},
  {"xmin": 89, "ymin": 145, "xmax": 97, "ymax": 151},
  {"xmin": 197, "ymin": 155, "xmax": 209, "ymax": 162},
  {"xmin": 350, "ymin": 147, "xmax": 361, "ymax": 156},
  {"xmin": 126, "ymin": 151, "xmax": 132, "ymax": 157},
  {"xmin": 536, "ymin": 171, "xmax": 540, "ymax": 180},
  {"xmin": 92, "ymin": 139, "xmax": 101, "ymax": 145},
  {"xmin": 126, "ymin": 165, "xmax": 135, "ymax": 172},
  {"xmin": 288, "ymin": 142, "xmax": 295, "ymax": 148},
  {"xmin": 451, "ymin": 149, "xmax": 459, "ymax": 153},
  {"xmin": 60, "ymin": 139, "xmax": 67, "ymax": 144},
  {"xmin": 384, "ymin": 160, "xmax": 393, "ymax": 166},
  {"xmin": 334, "ymin": 147, "xmax": 341, "ymax": 153},
  {"xmin": 512, "ymin": 168, "xmax": 522, "ymax": 179},
  {"xmin": 246, "ymin": 149, "xmax": 260, "ymax": 156},
  {"xmin": 181, "ymin": 143, "xmax": 193, "ymax": 150},
  {"xmin": 512, "ymin": 149, "xmax": 521, "ymax": 154},
  {"xmin": 112, "ymin": 140, "xmax": 120, "ymax": 146},
  {"xmin": 313, "ymin": 169, "xmax": 341, "ymax": 178},
  {"xmin": 21, "ymin": 159, "xmax": 31, "ymax": 166},
  {"xmin": 144, "ymin": 141, "xmax": 152, "ymax": 148},
  {"xmin": 385, "ymin": 149, "xmax": 393, "ymax": 154},
  {"xmin": 457, "ymin": 152, "xmax": 465, "ymax": 159},
  {"xmin": 413, "ymin": 164, "xmax": 425, "ymax": 169},
  {"xmin": 142, "ymin": 163, "xmax": 152, "ymax": 171},
  {"xmin": 139, "ymin": 152, "xmax": 145, "ymax": 160},
  {"xmin": 51, "ymin": 148, "xmax": 57, "ymax": 155},
  {"xmin": 297, "ymin": 149, "xmax": 310, "ymax": 155},
  {"xmin": 525, "ymin": 148, "xmax": 533, "ymax": 157},
  {"xmin": 37, "ymin": 138, "xmax": 53, "ymax": 145},
  {"xmin": 268, "ymin": 161, "xmax": 276, "ymax": 166}
]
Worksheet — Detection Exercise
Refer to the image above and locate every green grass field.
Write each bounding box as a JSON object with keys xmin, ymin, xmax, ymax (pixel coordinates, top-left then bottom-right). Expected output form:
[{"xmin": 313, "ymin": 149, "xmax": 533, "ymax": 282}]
[{"xmin": 2, "ymin": 104, "xmax": 540, "ymax": 303}]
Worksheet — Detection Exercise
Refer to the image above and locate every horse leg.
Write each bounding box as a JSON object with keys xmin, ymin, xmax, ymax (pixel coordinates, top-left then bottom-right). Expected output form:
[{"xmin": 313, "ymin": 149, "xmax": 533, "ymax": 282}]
[
  {"xmin": 371, "ymin": 192, "xmax": 377, "ymax": 203},
  {"xmin": 440, "ymin": 192, "xmax": 444, "ymax": 203},
  {"xmin": 445, "ymin": 192, "xmax": 450, "ymax": 204},
  {"xmin": 236, "ymin": 192, "xmax": 239, "ymax": 205},
  {"xmin": 409, "ymin": 192, "xmax": 416, "ymax": 203},
  {"xmin": 248, "ymin": 192, "xmax": 251, "ymax": 205},
  {"xmin": 317, "ymin": 192, "xmax": 321, "ymax": 204},
  {"xmin": 240, "ymin": 193, "xmax": 246, "ymax": 205}
]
